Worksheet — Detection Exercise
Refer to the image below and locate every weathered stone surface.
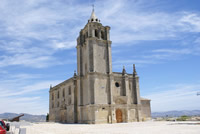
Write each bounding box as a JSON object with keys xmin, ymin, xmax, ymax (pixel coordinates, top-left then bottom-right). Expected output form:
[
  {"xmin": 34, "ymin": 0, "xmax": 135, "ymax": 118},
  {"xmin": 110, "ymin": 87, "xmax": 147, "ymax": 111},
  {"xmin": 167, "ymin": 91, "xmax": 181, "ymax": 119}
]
[{"xmin": 49, "ymin": 10, "xmax": 151, "ymax": 124}]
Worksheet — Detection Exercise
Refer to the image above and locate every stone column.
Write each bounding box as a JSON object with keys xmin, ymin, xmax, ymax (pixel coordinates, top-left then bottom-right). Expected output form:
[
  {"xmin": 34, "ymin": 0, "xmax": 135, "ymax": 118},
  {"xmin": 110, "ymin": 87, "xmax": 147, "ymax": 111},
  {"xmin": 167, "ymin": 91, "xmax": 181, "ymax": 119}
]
[
  {"xmin": 73, "ymin": 71, "xmax": 78, "ymax": 123},
  {"xmin": 105, "ymin": 26, "xmax": 110, "ymax": 40},
  {"xmin": 122, "ymin": 66, "xmax": 127, "ymax": 96}
]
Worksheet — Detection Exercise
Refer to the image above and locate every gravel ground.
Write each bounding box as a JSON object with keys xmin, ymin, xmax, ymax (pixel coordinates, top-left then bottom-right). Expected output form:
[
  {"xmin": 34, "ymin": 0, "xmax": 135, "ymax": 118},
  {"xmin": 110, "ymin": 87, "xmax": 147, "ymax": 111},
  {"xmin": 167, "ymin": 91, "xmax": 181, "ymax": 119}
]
[{"xmin": 20, "ymin": 121, "xmax": 200, "ymax": 134}]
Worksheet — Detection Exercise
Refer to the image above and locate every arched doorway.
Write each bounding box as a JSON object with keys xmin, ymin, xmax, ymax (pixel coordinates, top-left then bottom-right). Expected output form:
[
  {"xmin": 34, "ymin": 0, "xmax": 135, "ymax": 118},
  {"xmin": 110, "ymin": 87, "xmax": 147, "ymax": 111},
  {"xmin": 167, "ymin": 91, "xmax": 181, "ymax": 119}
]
[{"xmin": 116, "ymin": 109, "xmax": 123, "ymax": 123}]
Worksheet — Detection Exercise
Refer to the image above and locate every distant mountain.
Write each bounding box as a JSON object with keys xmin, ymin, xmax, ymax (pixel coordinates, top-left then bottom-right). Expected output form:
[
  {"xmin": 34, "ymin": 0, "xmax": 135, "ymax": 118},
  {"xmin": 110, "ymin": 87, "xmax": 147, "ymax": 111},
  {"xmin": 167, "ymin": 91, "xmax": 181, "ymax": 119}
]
[
  {"xmin": 152, "ymin": 110, "xmax": 200, "ymax": 118},
  {"xmin": 1, "ymin": 110, "xmax": 200, "ymax": 121},
  {"xmin": 0, "ymin": 113, "xmax": 46, "ymax": 122}
]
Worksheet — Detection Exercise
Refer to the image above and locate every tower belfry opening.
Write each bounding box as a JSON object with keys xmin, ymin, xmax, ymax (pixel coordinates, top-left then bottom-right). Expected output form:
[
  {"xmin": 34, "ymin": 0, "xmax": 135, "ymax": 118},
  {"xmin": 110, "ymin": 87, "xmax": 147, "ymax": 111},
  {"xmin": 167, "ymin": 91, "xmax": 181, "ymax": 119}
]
[{"xmin": 49, "ymin": 9, "xmax": 151, "ymax": 124}]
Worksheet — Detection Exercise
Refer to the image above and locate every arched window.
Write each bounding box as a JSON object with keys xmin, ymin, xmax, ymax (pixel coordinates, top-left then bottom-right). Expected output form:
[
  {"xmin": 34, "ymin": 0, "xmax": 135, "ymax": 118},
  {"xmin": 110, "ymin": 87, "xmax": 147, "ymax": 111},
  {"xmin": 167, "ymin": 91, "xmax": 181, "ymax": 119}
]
[
  {"xmin": 91, "ymin": 19, "xmax": 94, "ymax": 22},
  {"xmin": 101, "ymin": 31, "xmax": 104, "ymax": 39},
  {"xmin": 96, "ymin": 19, "xmax": 98, "ymax": 21},
  {"xmin": 95, "ymin": 29, "xmax": 98, "ymax": 37}
]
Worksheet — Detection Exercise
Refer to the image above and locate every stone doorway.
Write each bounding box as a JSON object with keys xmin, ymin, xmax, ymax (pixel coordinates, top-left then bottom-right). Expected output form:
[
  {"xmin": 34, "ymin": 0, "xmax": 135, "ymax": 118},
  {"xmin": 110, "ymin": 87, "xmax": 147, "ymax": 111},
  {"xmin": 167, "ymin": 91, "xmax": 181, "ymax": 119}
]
[
  {"xmin": 60, "ymin": 110, "xmax": 66, "ymax": 123},
  {"xmin": 116, "ymin": 109, "xmax": 123, "ymax": 123}
]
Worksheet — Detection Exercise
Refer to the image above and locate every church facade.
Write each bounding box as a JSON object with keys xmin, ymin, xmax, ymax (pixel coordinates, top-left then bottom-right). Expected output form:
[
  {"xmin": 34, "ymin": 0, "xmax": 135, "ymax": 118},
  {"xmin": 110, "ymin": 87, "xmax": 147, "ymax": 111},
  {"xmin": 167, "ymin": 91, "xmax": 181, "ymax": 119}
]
[{"xmin": 49, "ymin": 9, "xmax": 151, "ymax": 124}]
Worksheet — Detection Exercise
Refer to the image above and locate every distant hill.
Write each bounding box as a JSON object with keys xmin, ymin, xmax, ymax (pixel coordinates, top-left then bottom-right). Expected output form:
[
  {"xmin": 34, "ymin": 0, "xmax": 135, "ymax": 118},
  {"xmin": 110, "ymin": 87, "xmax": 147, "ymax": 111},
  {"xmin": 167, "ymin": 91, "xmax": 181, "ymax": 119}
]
[
  {"xmin": 1, "ymin": 110, "xmax": 200, "ymax": 121},
  {"xmin": 0, "ymin": 113, "xmax": 46, "ymax": 122},
  {"xmin": 152, "ymin": 110, "xmax": 200, "ymax": 118}
]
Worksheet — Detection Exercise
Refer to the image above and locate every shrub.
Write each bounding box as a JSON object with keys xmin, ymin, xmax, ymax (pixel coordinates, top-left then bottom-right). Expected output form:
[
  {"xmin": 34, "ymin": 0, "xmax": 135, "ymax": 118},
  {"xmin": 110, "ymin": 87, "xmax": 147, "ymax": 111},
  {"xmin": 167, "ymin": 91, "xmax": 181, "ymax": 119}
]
[{"xmin": 176, "ymin": 115, "xmax": 189, "ymax": 121}]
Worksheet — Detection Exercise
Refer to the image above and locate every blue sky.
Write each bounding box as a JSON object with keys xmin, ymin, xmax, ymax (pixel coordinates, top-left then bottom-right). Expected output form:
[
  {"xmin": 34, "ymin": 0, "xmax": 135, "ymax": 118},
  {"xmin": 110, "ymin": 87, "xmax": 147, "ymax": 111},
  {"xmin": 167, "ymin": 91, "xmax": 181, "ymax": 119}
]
[{"xmin": 0, "ymin": 0, "xmax": 200, "ymax": 115}]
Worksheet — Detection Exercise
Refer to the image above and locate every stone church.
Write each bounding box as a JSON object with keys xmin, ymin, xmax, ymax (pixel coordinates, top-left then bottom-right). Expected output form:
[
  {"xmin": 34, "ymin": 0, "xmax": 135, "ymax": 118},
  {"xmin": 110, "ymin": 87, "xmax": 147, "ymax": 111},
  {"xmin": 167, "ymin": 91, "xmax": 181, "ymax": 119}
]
[{"xmin": 49, "ymin": 9, "xmax": 151, "ymax": 124}]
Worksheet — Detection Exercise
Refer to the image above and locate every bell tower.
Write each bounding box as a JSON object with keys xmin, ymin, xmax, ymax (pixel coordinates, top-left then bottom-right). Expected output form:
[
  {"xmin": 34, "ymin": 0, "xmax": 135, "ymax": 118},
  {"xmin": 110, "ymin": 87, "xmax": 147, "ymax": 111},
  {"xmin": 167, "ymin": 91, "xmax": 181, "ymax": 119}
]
[
  {"xmin": 49, "ymin": 6, "xmax": 151, "ymax": 124},
  {"xmin": 76, "ymin": 8, "xmax": 112, "ymax": 76}
]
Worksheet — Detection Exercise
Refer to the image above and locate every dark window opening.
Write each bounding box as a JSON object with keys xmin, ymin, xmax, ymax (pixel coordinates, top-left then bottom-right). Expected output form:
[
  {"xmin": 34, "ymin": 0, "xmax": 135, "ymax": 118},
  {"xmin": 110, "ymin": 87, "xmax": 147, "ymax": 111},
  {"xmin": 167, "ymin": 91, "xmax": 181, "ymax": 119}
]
[
  {"xmin": 102, "ymin": 107, "xmax": 105, "ymax": 110},
  {"xmin": 115, "ymin": 82, "xmax": 120, "ymax": 87},
  {"xmin": 86, "ymin": 32, "xmax": 88, "ymax": 38},
  {"xmin": 52, "ymin": 102, "xmax": 54, "ymax": 108},
  {"xmin": 91, "ymin": 19, "xmax": 93, "ymax": 22},
  {"xmin": 57, "ymin": 91, "xmax": 59, "ymax": 98},
  {"xmin": 101, "ymin": 31, "xmax": 104, "ymax": 39},
  {"xmin": 95, "ymin": 29, "xmax": 98, "ymax": 37},
  {"xmin": 96, "ymin": 19, "xmax": 98, "ymax": 21},
  {"xmin": 83, "ymin": 34, "xmax": 85, "ymax": 42},
  {"xmin": 63, "ymin": 89, "xmax": 65, "ymax": 97},
  {"xmin": 69, "ymin": 86, "xmax": 71, "ymax": 95},
  {"xmin": 85, "ymin": 63, "xmax": 87, "ymax": 73},
  {"xmin": 52, "ymin": 93, "xmax": 54, "ymax": 100}
]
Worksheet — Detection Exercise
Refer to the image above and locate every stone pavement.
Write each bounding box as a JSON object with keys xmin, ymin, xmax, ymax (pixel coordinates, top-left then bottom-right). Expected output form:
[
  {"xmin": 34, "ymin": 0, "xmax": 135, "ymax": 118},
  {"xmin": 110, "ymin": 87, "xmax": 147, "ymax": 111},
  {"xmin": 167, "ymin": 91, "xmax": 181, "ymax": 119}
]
[{"xmin": 19, "ymin": 121, "xmax": 200, "ymax": 134}]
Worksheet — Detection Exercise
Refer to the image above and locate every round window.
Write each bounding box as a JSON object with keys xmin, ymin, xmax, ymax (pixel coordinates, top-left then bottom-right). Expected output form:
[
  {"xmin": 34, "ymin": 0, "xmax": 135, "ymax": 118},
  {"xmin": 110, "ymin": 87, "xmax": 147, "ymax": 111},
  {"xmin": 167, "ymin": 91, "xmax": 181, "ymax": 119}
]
[{"xmin": 115, "ymin": 82, "xmax": 120, "ymax": 87}]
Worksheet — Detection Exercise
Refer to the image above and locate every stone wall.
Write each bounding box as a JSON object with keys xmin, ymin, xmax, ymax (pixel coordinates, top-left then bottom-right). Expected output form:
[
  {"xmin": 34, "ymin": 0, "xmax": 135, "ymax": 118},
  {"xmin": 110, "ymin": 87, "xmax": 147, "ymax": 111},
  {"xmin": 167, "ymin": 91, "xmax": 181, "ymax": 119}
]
[
  {"xmin": 49, "ymin": 78, "xmax": 74, "ymax": 123},
  {"xmin": 141, "ymin": 99, "xmax": 151, "ymax": 120}
]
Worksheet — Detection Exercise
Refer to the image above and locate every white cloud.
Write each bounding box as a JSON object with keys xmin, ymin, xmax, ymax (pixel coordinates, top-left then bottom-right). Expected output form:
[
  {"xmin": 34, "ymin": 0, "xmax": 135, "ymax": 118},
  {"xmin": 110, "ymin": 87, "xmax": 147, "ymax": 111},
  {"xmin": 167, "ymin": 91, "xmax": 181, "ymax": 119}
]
[
  {"xmin": 144, "ymin": 83, "xmax": 200, "ymax": 112},
  {"xmin": 0, "ymin": 54, "xmax": 59, "ymax": 68},
  {"xmin": 0, "ymin": 0, "xmax": 200, "ymax": 68},
  {"xmin": 51, "ymin": 40, "xmax": 76, "ymax": 50},
  {"xmin": 152, "ymin": 49, "xmax": 191, "ymax": 54},
  {"xmin": 0, "ymin": 0, "xmax": 200, "ymax": 114},
  {"xmin": 94, "ymin": 1, "xmax": 200, "ymax": 44},
  {"xmin": 113, "ymin": 59, "xmax": 157, "ymax": 67},
  {"xmin": 0, "ymin": 80, "xmax": 62, "ymax": 97},
  {"xmin": 0, "ymin": 78, "xmax": 61, "ymax": 114},
  {"xmin": 0, "ymin": 96, "xmax": 48, "ymax": 114},
  {"xmin": 179, "ymin": 13, "xmax": 200, "ymax": 32},
  {"xmin": 0, "ymin": 0, "xmax": 88, "ymax": 68}
]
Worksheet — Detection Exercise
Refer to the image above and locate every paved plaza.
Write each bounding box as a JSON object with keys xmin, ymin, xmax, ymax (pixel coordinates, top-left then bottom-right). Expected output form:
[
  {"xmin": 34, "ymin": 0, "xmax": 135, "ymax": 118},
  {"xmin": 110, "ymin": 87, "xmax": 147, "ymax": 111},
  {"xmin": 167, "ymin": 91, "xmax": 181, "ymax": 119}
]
[{"xmin": 13, "ymin": 121, "xmax": 200, "ymax": 134}]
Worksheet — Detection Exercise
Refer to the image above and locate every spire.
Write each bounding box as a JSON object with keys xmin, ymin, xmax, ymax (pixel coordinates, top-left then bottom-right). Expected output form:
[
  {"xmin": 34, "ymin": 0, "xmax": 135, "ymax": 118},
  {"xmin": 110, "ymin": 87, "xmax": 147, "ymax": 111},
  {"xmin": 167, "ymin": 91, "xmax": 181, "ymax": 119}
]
[
  {"xmin": 122, "ymin": 66, "xmax": 126, "ymax": 75},
  {"xmin": 133, "ymin": 64, "xmax": 137, "ymax": 76},
  {"xmin": 88, "ymin": 5, "xmax": 100, "ymax": 23},
  {"xmin": 74, "ymin": 70, "xmax": 77, "ymax": 77}
]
